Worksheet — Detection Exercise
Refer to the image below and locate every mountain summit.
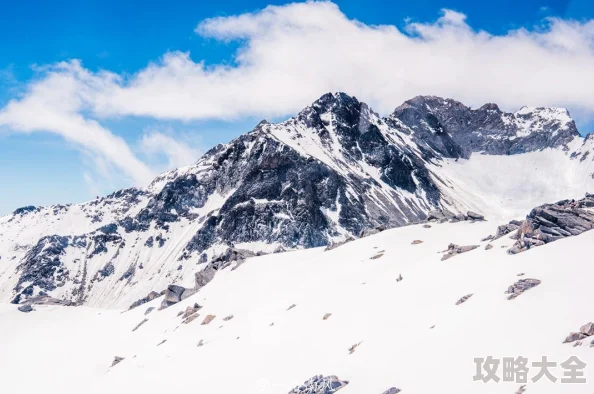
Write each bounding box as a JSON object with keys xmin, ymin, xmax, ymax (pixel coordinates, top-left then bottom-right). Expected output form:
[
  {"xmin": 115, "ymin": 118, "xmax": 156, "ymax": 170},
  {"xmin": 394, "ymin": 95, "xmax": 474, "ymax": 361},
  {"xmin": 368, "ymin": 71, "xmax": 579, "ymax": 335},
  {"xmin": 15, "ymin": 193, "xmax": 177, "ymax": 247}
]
[{"xmin": 0, "ymin": 92, "xmax": 591, "ymax": 308}]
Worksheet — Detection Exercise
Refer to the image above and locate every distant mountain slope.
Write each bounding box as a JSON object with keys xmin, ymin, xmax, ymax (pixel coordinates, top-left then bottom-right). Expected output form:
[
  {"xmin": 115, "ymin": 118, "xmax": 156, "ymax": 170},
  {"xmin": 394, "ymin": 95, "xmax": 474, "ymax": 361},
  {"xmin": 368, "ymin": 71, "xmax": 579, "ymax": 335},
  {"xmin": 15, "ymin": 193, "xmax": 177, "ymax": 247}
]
[{"xmin": 1, "ymin": 92, "xmax": 593, "ymax": 308}]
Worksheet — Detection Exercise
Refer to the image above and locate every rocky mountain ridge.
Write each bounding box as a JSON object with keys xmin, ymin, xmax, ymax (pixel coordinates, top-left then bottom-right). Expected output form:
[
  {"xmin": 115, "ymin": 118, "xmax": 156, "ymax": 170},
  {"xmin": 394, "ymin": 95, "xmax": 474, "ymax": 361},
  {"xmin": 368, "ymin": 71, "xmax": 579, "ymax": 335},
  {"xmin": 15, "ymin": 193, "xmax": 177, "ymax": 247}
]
[{"xmin": 0, "ymin": 92, "xmax": 592, "ymax": 308}]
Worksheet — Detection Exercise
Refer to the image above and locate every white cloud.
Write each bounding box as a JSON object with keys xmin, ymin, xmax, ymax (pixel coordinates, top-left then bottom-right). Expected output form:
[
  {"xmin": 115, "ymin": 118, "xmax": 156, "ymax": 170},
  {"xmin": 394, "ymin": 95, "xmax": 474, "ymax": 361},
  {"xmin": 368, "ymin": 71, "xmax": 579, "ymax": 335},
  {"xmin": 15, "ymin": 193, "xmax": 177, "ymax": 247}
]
[
  {"xmin": 95, "ymin": 1, "xmax": 594, "ymax": 119},
  {"xmin": 3, "ymin": 1, "xmax": 594, "ymax": 193},
  {"xmin": 139, "ymin": 131, "xmax": 202, "ymax": 170},
  {"xmin": 0, "ymin": 62, "xmax": 154, "ymax": 185}
]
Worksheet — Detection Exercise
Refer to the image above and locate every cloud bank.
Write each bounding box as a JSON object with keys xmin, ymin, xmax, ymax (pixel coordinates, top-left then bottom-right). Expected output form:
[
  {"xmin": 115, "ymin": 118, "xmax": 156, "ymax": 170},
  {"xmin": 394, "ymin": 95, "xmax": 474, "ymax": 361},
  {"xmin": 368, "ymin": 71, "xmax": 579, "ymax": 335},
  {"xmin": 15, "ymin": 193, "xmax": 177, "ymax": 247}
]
[{"xmin": 2, "ymin": 1, "xmax": 594, "ymax": 190}]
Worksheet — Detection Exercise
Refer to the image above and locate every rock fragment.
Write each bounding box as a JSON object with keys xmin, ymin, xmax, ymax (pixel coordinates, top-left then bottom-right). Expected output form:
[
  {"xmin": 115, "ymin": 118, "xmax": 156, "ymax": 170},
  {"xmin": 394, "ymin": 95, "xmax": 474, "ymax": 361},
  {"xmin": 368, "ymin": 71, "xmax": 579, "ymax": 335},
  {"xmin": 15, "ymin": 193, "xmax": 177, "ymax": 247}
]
[{"xmin": 441, "ymin": 243, "xmax": 479, "ymax": 260}]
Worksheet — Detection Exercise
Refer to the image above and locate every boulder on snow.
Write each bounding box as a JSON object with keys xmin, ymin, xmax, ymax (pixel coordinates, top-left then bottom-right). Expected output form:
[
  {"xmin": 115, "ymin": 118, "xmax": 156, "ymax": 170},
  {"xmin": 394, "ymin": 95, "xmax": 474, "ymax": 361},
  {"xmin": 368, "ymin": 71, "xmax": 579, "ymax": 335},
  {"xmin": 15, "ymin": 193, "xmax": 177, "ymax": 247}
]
[
  {"xmin": 466, "ymin": 211, "xmax": 485, "ymax": 221},
  {"xmin": 288, "ymin": 375, "xmax": 349, "ymax": 394},
  {"xmin": 181, "ymin": 303, "xmax": 202, "ymax": 319},
  {"xmin": 580, "ymin": 322, "xmax": 594, "ymax": 336},
  {"xmin": 427, "ymin": 209, "xmax": 454, "ymax": 222},
  {"xmin": 441, "ymin": 243, "xmax": 479, "ymax": 261},
  {"xmin": 183, "ymin": 314, "xmax": 200, "ymax": 325},
  {"xmin": 201, "ymin": 314, "xmax": 216, "ymax": 325},
  {"xmin": 411, "ymin": 240, "xmax": 423, "ymax": 245},
  {"xmin": 505, "ymin": 278, "xmax": 541, "ymax": 300},
  {"xmin": 381, "ymin": 389, "xmax": 401, "ymax": 394},
  {"xmin": 223, "ymin": 315, "xmax": 234, "ymax": 321},
  {"xmin": 563, "ymin": 332, "xmax": 588, "ymax": 344},
  {"xmin": 111, "ymin": 356, "xmax": 124, "ymax": 367},
  {"xmin": 485, "ymin": 244, "xmax": 493, "ymax": 250},
  {"xmin": 348, "ymin": 342, "xmax": 361, "ymax": 354},
  {"xmin": 17, "ymin": 305, "xmax": 33, "ymax": 313},
  {"xmin": 129, "ymin": 291, "xmax": 161, "ymax": 310},
  {"xmin": 455, "ymin": 294, "xmax": 473, "ymax": 305},
  {"xmin": 323, "ymin": 313, "xmax": 332, "ymax": 320},
  {"xmin": 160, "ymin": 284, "xmax": 197, "ymax": 309}
]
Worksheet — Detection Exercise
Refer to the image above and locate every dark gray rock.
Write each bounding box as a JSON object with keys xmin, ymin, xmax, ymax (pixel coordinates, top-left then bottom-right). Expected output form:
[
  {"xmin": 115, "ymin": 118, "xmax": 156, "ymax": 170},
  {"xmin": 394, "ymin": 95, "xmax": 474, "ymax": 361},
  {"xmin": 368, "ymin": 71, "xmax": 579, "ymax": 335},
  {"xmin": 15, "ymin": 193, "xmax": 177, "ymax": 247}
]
[
  {"xmin": 381, "ymin": 389, "xmax": 401, "ymax": 394},
  {"xmin": 390, "ymin": 95, "xmax": 578, "ymax": 159},
  {"xmin": 455, "ymin": 293, "xmax": 473, "ymax": 305},
  {"xmin": 111, "ymin": 356, "xmax": 124, "ymax": 367},
  {"xmin": 506, "ymin": 278, "xmax": 541, "ymax": 300},
  {"xmin": 129, "ymin": 291, "xmax": 161, "ymax": 310},
  {"xmin": 160, "ymin": 285, "xmax": 197, "ymax": 309},
  {"xmin": 466, "ymin": 211, "xmax": 485, "ymax": 220},
  {"xmin": 17, "ymin": 305, "xmax": 33, "ymax": 313}
]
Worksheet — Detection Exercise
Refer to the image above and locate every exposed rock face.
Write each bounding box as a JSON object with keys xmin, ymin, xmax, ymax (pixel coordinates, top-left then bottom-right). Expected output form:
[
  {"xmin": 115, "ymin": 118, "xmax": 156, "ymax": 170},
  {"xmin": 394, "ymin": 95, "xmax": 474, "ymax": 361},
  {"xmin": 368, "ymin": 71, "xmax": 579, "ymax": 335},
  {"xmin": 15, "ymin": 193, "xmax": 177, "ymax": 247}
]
[
  {"xmin": 508, "ymin": 195, "xmax": 594, "ymax": 254},
  {"xmin": 201, "ymin": 314, "xmax": 216, "ymax": 325},
  {"xmin": 288, "ymin": 375, "xmax": 349, "ymax": 394},
  {"xmin": 441, "ymin": 243, "xmax": 479, "ymax": 261},
  {"xmin": 506, "ymin": 278, "xmax": 541, "ymax": 300},
  {"xmin": 390, "ymin": 95, "xmax": 578, "ymax": 159}
]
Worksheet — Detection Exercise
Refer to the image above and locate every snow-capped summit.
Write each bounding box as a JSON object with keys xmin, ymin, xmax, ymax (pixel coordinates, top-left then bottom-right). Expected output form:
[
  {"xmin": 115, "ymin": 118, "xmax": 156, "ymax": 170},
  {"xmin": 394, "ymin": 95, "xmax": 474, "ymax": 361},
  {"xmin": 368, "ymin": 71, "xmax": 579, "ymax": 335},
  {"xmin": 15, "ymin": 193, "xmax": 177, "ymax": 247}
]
[
  {"xmin": 1, "ymin": 92, "xmax": 593, "ymax": 308},
  {"xmin": 390, "ymin": 95, "xmax": 579, "ymax": 158}
]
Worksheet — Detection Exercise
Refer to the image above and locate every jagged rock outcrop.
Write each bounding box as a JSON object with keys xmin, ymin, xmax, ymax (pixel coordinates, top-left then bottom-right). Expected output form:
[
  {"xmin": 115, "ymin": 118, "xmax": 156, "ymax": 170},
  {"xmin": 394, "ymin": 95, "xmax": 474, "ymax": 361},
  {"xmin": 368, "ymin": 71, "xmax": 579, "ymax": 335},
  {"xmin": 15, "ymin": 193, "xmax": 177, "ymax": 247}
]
[
  {"xmin": 506, "ymin": 278, "xmax": 541, "ymax": 300},
  {"xmin": 288, "ymin": 375, "xmax": 349, "ymax": 394},
  {"xmin": 390, "ymin": 95, "xmax": 578, "ymax": 158},
  {"xmin": 508, "ymin": 195, "xmax": 594, "ymax": 254},
  {"xmin": 563, "ymin": 322, "xmax": 594, "ymax": 344}
]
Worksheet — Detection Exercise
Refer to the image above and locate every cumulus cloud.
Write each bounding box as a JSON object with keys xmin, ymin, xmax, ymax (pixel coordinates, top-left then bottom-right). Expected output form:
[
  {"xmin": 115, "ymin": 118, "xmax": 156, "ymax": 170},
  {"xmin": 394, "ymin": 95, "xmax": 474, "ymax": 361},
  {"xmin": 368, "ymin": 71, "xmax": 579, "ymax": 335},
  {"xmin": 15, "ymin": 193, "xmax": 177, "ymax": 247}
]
[
  {"xmin": 3, "ymin": 1, "xmax": 594, "ymax": 192},
  {"xmin": 96, "ymin": 1, "xmax": 594, "ymax": 118}
]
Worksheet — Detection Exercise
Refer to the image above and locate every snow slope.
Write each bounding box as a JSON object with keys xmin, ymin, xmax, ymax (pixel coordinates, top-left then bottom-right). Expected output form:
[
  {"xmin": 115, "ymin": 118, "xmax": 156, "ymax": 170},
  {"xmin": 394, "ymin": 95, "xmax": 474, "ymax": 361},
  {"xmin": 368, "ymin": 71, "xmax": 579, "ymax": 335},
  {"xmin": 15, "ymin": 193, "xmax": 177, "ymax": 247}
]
[{"xmin": 1, "ymin": 217, "xmax": 593, "ymax": 393}]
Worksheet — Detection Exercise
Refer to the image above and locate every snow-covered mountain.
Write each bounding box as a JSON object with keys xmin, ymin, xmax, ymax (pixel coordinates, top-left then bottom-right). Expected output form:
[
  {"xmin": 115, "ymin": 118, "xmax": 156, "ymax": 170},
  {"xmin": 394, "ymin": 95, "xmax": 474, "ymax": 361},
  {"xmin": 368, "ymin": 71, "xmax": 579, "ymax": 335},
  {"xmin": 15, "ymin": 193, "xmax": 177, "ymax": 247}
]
[{"xmin": 1, "ymin": 92, "xmax": 594, "ymax": 309}]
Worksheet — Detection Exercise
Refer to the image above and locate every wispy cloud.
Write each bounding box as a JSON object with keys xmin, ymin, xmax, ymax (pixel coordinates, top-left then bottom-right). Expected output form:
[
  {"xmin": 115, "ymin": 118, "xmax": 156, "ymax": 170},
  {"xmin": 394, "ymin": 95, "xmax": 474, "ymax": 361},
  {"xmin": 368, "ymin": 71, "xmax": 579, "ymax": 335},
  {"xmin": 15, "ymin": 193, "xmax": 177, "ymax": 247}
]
[{"xmin": 3, "ymin": 1, "xmax": 594, "ymax": 190}]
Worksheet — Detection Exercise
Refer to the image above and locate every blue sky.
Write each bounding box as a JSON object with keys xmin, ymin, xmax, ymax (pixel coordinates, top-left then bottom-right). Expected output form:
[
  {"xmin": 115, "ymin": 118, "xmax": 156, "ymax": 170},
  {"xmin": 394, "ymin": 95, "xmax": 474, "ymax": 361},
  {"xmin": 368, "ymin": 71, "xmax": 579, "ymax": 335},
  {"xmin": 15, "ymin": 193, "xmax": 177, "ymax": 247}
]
[{"xmin": 1, "ymin": 0, "xmax": 594, "ymax": 214}]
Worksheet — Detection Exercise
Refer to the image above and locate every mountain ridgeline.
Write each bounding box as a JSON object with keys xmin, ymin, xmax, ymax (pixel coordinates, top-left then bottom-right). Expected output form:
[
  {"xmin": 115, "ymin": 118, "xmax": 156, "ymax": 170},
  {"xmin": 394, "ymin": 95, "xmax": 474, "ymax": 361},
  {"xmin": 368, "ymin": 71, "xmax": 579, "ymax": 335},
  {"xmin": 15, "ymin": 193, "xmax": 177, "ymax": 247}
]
[{"xmin": 0, "ymin": 92, "xmax": 589, "ymax": 308}]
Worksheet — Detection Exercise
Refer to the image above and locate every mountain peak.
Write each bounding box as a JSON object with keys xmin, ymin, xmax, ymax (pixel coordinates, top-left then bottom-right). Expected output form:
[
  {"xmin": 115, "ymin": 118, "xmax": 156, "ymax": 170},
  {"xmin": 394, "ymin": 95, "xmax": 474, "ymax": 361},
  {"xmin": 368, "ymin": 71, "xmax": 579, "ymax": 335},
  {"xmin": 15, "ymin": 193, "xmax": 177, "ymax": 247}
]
[{"xmin": 308, "ymin": 92, "xmax": 361, "ymax": 113}]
